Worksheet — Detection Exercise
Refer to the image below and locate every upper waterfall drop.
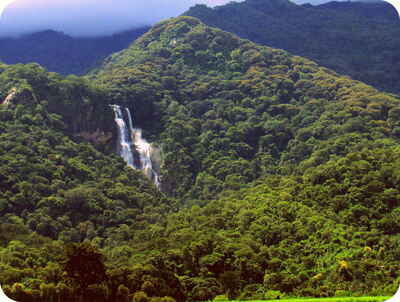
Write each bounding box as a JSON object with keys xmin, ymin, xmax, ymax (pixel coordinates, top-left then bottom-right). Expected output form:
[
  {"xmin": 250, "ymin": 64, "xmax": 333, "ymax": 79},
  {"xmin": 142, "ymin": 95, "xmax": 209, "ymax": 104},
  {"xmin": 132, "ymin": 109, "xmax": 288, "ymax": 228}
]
[
  {"xmin": 125, "ymin": 107, "xmax": 134, "ymax": 133},
  {"xmin": 111, "ymin": 104, "xmax": 160, "ymax": 188}
]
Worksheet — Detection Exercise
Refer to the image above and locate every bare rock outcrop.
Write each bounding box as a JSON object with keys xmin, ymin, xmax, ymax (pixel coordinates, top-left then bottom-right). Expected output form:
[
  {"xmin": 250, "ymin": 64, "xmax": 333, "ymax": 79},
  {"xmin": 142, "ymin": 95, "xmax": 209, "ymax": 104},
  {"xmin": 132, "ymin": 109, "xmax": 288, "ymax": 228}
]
[{"xmin": 1, "ymin": 88, "xmax": 17, "ymax": 106}]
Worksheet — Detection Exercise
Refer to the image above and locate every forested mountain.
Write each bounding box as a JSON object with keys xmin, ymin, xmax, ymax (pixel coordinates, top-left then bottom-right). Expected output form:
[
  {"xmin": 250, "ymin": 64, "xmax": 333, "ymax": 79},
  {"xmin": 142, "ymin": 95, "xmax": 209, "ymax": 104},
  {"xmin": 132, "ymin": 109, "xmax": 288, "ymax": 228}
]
[
  {"xmin": 2, "ymin": 16, "xmax": 400, "ymax": 302},
  {"xmin": 0, "ymin": 63, "xmax": 182, "ymax": 301},
  {"xmin": 2, "ymin": 0, "xmax": 400, "ymax": 95},
  {"xmin": 184, "ymin": 0, "xmax": 400, "ymax": 94},
  {"xmin": 0, "ymin": 27, "xmax": 149, "ymax": 75},
  {"xmin": 93, "ymin": 16, "xmax": 400, "ymax": 200}
]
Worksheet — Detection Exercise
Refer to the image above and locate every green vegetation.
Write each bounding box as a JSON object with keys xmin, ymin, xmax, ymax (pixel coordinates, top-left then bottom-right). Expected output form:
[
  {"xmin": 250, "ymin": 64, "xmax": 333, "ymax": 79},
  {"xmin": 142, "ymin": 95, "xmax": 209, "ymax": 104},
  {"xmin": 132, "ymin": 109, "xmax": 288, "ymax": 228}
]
[
  {"xmin": 185, "ymin": 0, "xmax": 400, "ymax": 94},
  {"xmin": 2, "ymin": 0, "xmax": 400, "ymax": 96},
  {"xmin": 94, "ymin": 16, "xmax": 400, "ymax": 201},
  {"xmin": 228, "ymin": 297, "xmax": 390, "ymax": 302},
  {"xmin": 271, "ymin": 298, "xmax": 390, "ymax": 302},
  {"xmin": 1, "ymin": 16, "xmax": 400, "ymax": 301},
  {"xmin": 0, "ymin": 62, "xmax": 180, "ymax": 301}
]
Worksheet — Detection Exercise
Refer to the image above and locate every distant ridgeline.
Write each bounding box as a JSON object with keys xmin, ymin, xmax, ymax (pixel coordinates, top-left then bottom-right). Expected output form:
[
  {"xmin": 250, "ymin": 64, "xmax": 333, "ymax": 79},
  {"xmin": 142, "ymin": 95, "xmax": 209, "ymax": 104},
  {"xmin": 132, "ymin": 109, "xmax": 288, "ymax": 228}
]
[
  {"xmin": 2, "ymin": 16, "xmax": 400, "ymax": 302},
  {"xmin": 184, "ymin": 0, "xmax": 400, "ymax": 94},
  {"xmin": 1, "ymin": 0, "xmax": 400, "ymax": 95},
  {"xmin": 0, "ymin": 27, "xmax": 150, "ymax": 75}
]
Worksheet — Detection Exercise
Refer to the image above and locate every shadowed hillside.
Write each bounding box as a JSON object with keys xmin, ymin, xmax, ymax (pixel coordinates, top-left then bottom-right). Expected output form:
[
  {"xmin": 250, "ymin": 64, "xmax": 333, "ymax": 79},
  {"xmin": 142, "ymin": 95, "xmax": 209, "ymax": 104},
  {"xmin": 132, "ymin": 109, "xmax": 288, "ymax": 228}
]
[
  {"xmin": 185, "ymin": 0, "xmax": 400, "ymax": 94},
  {"xmin": 0, "ymin": 27, "xmax": 150, "ymax": 75}
]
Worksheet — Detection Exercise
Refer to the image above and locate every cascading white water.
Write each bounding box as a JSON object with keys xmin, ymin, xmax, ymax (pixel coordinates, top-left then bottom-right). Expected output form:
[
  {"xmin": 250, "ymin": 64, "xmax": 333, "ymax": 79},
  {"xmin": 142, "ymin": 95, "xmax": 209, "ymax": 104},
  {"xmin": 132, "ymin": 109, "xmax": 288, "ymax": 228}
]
[
  {"xmin": 131, "ymin": 127, "xmax": 160, "ymax": 188},
  {"xmin": 125, "ymin": 107, "xmax": 134, "ymax": 133},
  {"xmin": 110, "ymin": 105, "xmax": 135, "ymax": 167},
  {"xmin": 111, "ymin": 104, "xmax": 160, "ymax": 188}
]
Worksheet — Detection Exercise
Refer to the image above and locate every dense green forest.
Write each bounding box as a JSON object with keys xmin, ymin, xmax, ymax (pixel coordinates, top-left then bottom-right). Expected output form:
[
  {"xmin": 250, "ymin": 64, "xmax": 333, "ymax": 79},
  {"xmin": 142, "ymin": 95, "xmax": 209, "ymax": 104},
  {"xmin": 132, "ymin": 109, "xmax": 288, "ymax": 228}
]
[
  {"xmin": 1, "ymin": 16, "xmax": 400, "ymax": 302},
  {"xmin": 0, "ymin": 63, "xmax": 180, "ymax": 301},
  {"xmin": 0, "ymin": 27, "xmax": 149, "ymax": 75},
  {"xmin": 184, "ymin": 0, "xmax": 400, "ymax": 94},
  {"xmin": 93, "ymin": 16, "xmax": 400, "ymax": 200},
  {"xmin": 2, "ymin": 0, "xmax": 400, "ymax": 96}
]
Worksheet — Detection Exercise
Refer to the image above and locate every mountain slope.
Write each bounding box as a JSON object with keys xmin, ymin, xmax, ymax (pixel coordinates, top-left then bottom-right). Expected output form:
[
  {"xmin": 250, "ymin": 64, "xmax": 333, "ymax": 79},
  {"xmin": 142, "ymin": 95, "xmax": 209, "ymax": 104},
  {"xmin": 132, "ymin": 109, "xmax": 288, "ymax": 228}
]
[
  {"xmin": 3, "ymin": 16, "xmax": 400, "ymax": 301},
  {"xmin": 93, "ymin": 16, "xmax": 400, "ymax": 200},
  {"xmin": 184, "ymin": 0, "xmax": 400, "ymax": 94},
  {"xmin": 130, "ymin": 151, "xmax": 400, "ymax": 298},
  {"xmin": 0, "ymin": 62, "xmax": 169, "ymax": 241},
  {"xmin": 0, "ymin": 62, "xmax": 188, "ymax": 301},
  {"xmin": 90, "ymin": 18, "xmax": 400, "ymax": 297},
  {"xmin": 0, "ymin": 27, "xmax": 149, "ymax": 75}
]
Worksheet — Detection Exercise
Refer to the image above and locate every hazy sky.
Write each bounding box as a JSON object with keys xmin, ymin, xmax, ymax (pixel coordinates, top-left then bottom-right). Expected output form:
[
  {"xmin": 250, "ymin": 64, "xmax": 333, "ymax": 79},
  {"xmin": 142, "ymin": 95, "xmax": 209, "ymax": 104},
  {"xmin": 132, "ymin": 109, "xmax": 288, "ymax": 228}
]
[
  {"xmin": 0, "ymin": 0, "xmax": 242, "ymax": 37},
  {"xmin": 0, "ymin": 0, "xmax": 380, "ymax": 37}
]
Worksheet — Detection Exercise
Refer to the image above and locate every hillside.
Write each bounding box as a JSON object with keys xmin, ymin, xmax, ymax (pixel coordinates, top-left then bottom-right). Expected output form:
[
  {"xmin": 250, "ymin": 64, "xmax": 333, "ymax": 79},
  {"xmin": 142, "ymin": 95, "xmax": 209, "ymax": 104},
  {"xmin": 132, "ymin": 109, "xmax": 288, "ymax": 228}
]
[
  {"xmin": 0, "ymin": 63, "xmax": 185, "ymax": 301},
  {"xmin": 184, "ymin": 0, "xmax": 400, "ymax": 94},
  {"xmin": 0, "ymin": 27, "xmax": 149, "ymax": 75},
  {"xmin": 90, "ymin": 17, "xmax": 400, "ymax": 297},
  {"xmin": 93, "ymin": 16, "xmax": 400, "ymax": 200},
  {"xmin": 2, "ymin": 0, "xmax": 399, "ymax": 95},
  {"xmin": 2, "ymin": 16, "xmax": 400, "ymax": 301}
]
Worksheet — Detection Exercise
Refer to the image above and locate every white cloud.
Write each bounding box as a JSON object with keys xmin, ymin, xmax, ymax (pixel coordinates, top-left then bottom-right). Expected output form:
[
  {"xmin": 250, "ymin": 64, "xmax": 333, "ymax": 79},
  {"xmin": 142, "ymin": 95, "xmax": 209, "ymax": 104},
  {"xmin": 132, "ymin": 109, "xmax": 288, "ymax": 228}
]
[{"xmin": 0, "ymin": 0, "xmax": 241, "ymax": 37}]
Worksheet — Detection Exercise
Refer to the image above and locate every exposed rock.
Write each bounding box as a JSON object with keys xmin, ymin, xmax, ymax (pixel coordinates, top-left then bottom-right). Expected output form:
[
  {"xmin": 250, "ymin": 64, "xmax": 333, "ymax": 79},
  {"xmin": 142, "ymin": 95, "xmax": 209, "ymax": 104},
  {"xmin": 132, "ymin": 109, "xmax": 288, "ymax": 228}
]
[
  {"xmin": 1, "ymin": 87, "xmax": 38, "ymax": 108},
  {"xmin": 150, "ymin": 145, "xmax": 162, "ymax": 174},
  {"xmin": 76, "ymin": 129, "xmax": 113, "ymax": 146},
  {"xmin": 1, "ymin": 88, "xmax": 17, "ymax": 106}
]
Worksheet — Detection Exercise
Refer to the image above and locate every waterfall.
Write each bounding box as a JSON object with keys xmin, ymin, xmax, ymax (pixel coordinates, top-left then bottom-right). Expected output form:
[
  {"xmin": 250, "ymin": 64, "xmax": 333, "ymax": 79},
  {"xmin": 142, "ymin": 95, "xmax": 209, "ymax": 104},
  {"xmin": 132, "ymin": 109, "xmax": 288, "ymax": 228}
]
[
  {"xmin": 110, "ymin": 105, "xmax": 134, "ymax": 168},
  {"xmin": 125, "ymin": 107, "xmax": 134, "ymax": 133},
  {"xmin": 111, "ymin": 104, "xmax": 160, "ymax": 187},
  {"xmin": 131, "ymin": 127, "xmax": 160, "ymax": 188}
]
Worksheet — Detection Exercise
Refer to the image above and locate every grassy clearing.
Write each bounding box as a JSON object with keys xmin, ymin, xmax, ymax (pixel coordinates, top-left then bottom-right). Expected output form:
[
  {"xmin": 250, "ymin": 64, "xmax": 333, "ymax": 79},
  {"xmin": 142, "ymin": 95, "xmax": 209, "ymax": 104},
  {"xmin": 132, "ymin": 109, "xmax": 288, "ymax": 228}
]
[
  {"xmin": 227, "ymin": 297, "xmax": 390, "ymax": 302},
  {"xmin": 269, "ymin": 297, "xmax": 389, "ymax": 302}
]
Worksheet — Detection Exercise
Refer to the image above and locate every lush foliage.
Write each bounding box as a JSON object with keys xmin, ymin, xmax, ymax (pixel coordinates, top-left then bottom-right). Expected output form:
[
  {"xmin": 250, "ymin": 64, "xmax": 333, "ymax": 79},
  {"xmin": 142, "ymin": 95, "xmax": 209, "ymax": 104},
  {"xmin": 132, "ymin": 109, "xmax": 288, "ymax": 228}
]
[
  {"xmin": 0, "ymin": 63, "xmax": 181, "ymax": 301},
  {"xmin": 1, "ymin": 16, "xmax": 400, "ymax": 301},
  {"xmin": 123, "ymin": 147, "xmax": 400, "ymax": 299},
  {"xmin": 94, "ymin": 16, "xmax": 400, "ymax": 201},
  {"xmin": 185, "ymin": 0, "xmax": 400, "ymax": 94},
  {"xmin": 236, "ymin": 298, "xmax": 390, "ymax": 302}
]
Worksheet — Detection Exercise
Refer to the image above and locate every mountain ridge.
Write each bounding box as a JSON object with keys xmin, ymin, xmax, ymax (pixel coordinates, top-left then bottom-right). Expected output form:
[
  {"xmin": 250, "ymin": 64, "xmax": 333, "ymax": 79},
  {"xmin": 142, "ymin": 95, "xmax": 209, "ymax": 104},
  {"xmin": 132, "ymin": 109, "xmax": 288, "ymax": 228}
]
[
  {"xmin": 0, "ymin": 26, "xmax": 150, "ymax": 75},
  {"xmin": 92, "ymin": 16, "xmax": 400, "ymax": 198},
  {"xmin": 184, "ymin": 0, "xmax": 400, "ymax": 94}
]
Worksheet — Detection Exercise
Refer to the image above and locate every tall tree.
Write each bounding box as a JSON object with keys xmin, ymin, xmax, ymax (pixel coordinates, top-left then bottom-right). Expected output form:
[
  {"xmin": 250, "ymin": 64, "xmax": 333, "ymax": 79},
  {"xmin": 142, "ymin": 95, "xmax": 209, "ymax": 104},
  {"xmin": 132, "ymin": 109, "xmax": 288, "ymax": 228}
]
[{"xmin": 62, "ymin": 242, "xmax": 107, "ymax": 296}]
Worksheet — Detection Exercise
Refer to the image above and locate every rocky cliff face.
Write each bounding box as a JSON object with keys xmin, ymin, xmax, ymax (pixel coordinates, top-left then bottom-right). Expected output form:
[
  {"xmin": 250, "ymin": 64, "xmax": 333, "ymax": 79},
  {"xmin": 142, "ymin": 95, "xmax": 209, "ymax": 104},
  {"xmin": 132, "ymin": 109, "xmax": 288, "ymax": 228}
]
[
  {"xmin": 0, "ymin": 64, "xmax": 118, "ymax": 153},
  {"xmin": 1, "ymin": 87, "xmax": 38, "ymax": 108},
  {"xmin": 1, "ymin": 88, "xmax": 17, "ymax": 106},
  {"xmin": 75, "ymin": 129, "xmax": 114, "ymax": 149},
  {"xmin": 53, "ymin": 101, "xmax": 118, "ymax": 153}
]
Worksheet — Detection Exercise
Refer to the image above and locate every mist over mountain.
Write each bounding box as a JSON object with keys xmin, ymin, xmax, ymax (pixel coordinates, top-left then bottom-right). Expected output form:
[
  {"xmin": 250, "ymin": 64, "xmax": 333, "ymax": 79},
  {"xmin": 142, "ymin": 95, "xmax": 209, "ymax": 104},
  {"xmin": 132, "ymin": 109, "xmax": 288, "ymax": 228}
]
[
  {"xmin": 296, "ymin": 0, "xmax": 383, "ymax": 4},
  {"xmin": 0, "ymin": 0, "xmax": 393, "ymax": 78},
  {"xmin": 0, "ymin": 0, "xmax": 240, "ymax": 37},
  {"xmin": 0, "ymin": 0, "xmax": 383, "ymax": 37}
]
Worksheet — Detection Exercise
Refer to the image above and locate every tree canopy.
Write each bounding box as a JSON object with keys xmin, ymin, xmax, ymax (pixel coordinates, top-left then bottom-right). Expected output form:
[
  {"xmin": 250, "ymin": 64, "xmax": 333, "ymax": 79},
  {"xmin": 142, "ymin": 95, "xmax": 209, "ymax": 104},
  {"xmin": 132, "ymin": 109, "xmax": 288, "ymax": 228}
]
[{"xmin": 1, "ymin": 15, "xmax": 400, "ymax": 301}]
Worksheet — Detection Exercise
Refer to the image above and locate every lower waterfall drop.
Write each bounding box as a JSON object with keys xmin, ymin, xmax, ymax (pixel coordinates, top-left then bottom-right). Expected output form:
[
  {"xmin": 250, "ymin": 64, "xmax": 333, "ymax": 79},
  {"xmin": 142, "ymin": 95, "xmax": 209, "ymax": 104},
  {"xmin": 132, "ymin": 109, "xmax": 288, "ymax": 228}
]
[
  {"xmin": 111, "ymin": 104, "xmax": 160, "ymax": 188},
  {"xmin": 132, "ymin": 127, "xmax": 160, "ymax": 188}
]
